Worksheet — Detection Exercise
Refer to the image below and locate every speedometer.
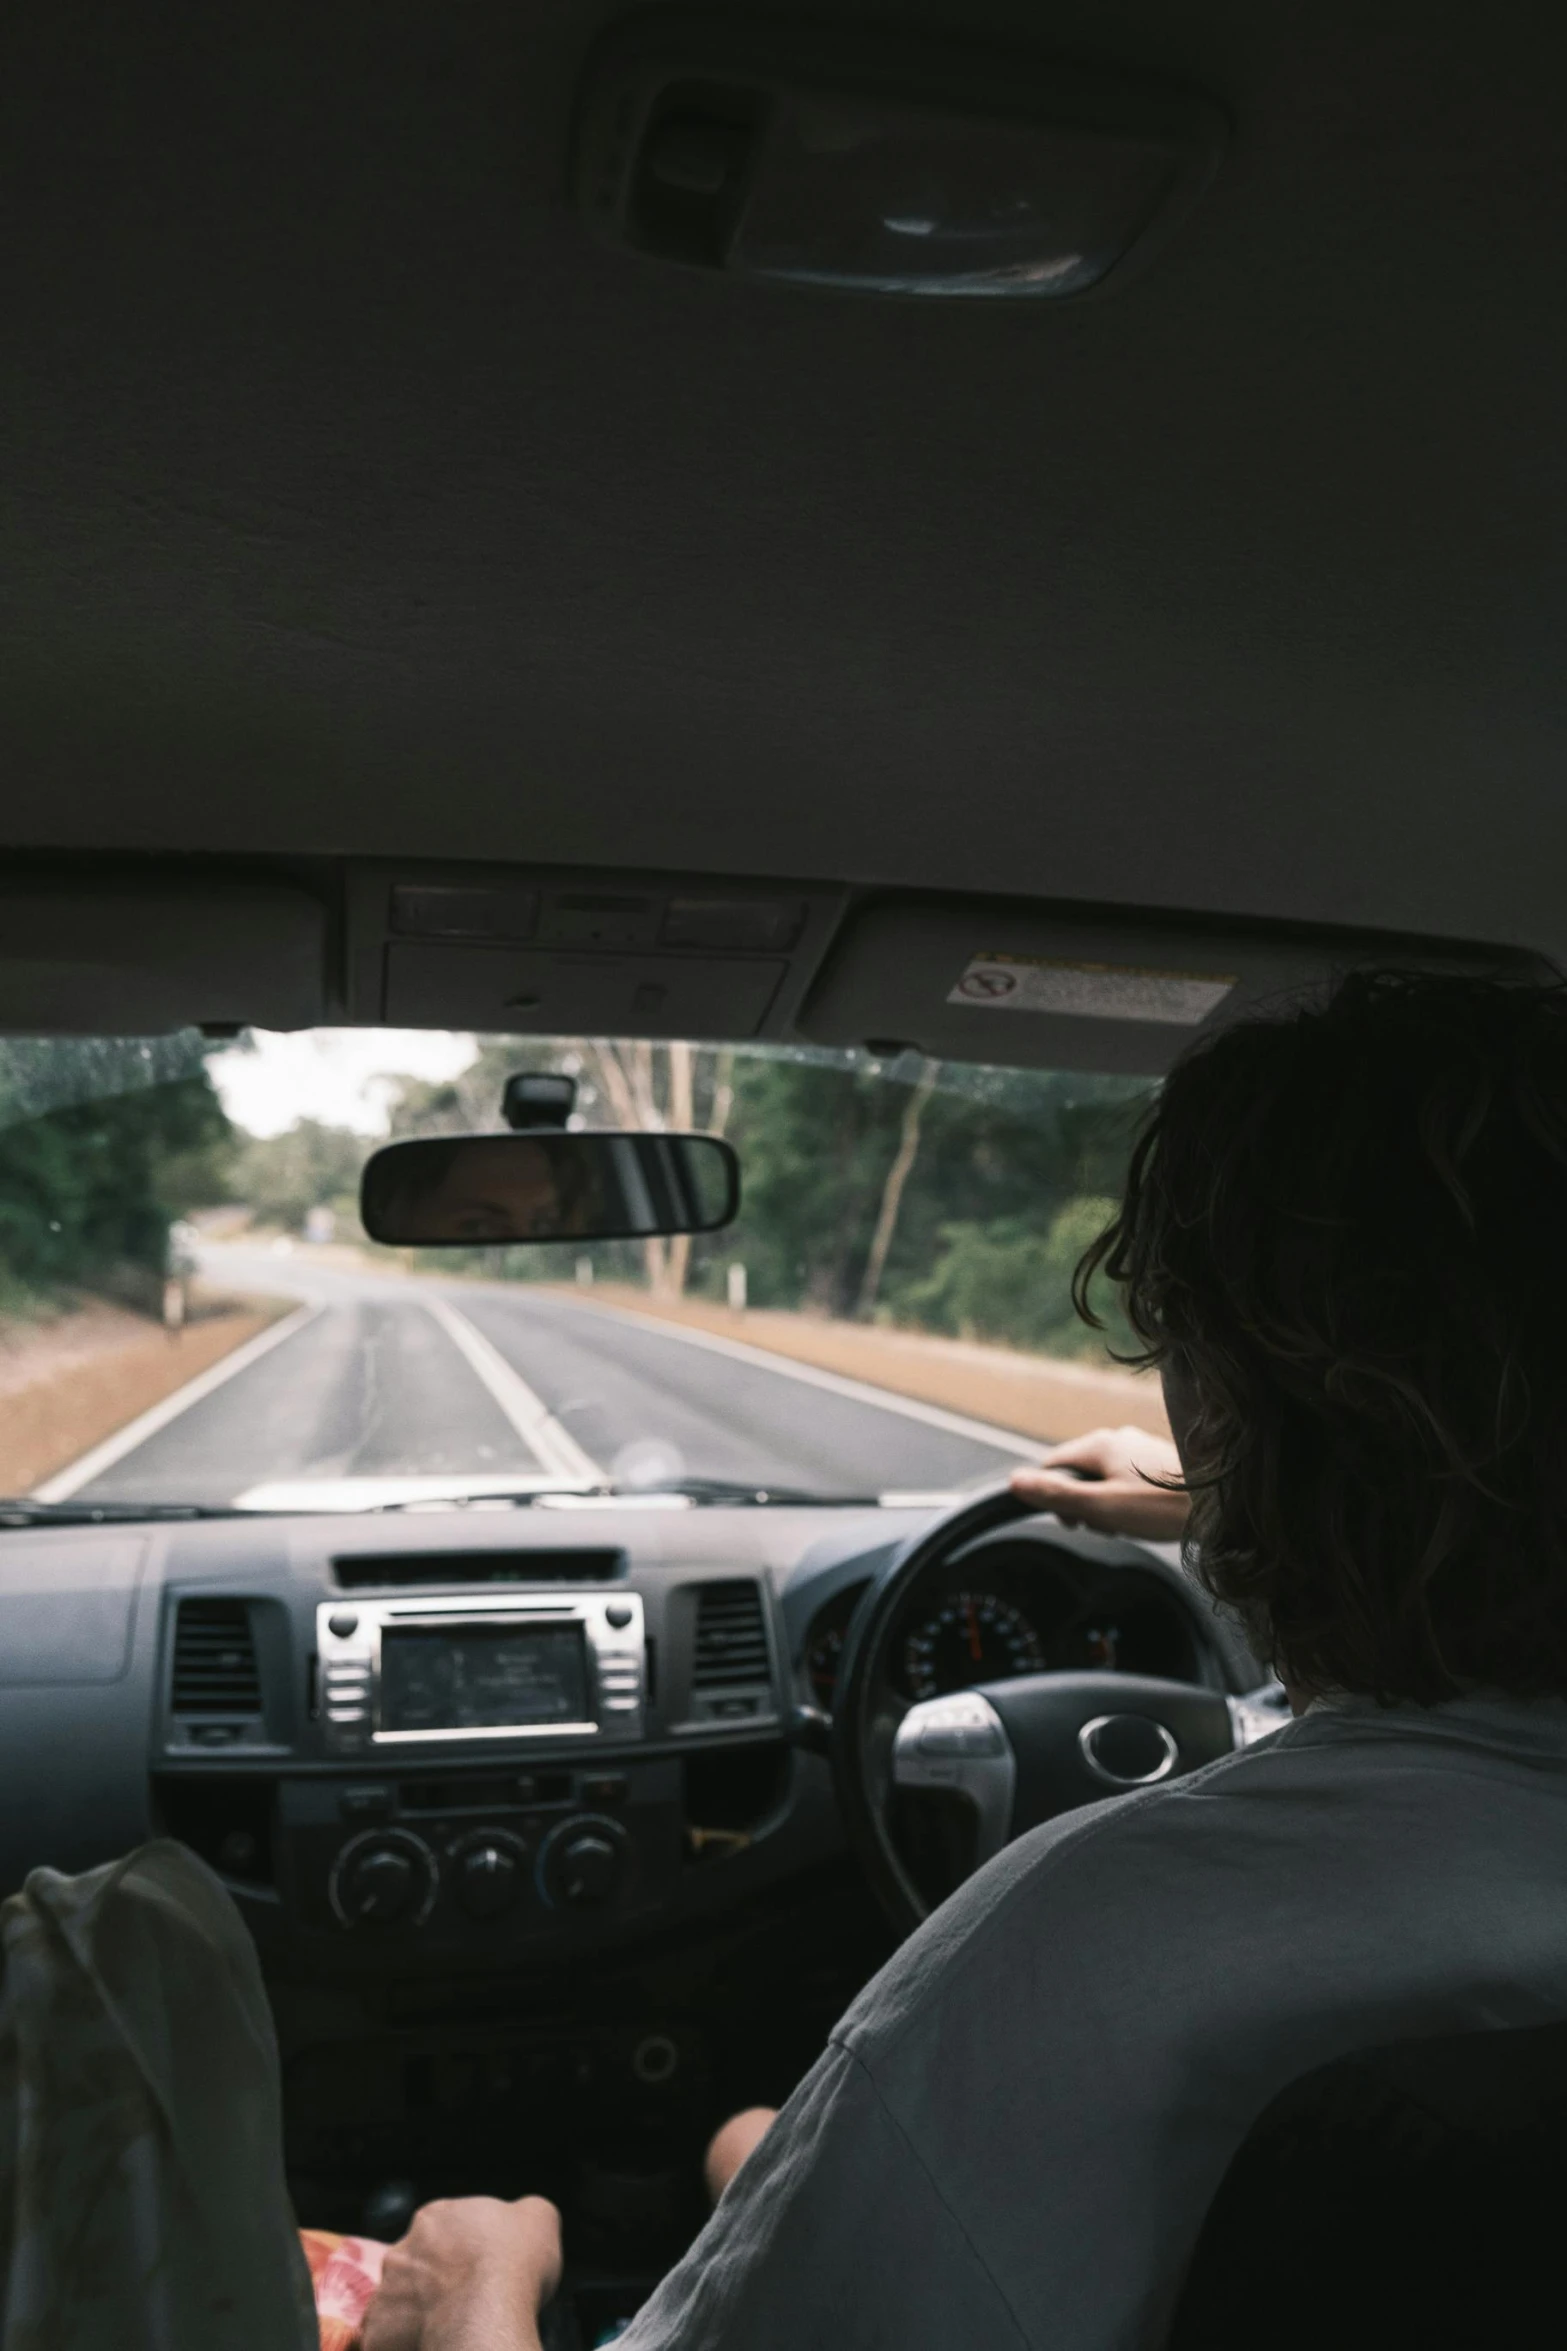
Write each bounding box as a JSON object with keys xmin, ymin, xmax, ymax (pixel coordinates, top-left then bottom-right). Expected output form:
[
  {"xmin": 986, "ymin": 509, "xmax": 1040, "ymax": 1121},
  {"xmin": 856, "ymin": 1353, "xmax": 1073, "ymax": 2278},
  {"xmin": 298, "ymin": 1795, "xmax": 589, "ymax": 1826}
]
[{"xmin": 901, "ymin": 1591, "xmax": 1045, "ymax": 1700}]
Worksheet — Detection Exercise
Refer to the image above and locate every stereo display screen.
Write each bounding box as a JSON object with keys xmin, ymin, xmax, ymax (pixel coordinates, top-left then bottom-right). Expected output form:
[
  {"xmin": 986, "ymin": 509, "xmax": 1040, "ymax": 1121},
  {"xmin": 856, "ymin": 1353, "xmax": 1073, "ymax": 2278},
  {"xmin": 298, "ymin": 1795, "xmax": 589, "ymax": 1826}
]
[{"xmin": 379, "ymin": 1622, "xmax": 589, "ymax": 1734}]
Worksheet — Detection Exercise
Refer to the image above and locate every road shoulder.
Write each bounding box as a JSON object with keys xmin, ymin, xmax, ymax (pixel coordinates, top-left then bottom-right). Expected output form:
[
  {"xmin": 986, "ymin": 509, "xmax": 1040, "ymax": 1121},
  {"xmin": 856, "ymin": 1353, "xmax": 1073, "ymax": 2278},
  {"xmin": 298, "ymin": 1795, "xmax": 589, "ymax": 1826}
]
[{"xmin": 0, "ymin": 1293, "xmax": 292, "ymax": 1494}]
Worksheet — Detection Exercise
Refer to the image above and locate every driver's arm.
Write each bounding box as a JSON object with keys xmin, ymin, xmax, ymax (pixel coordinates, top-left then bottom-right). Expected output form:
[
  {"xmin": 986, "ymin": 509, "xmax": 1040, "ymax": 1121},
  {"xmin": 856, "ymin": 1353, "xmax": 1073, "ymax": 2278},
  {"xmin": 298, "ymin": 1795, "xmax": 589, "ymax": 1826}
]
[{"xmin": 1010, "ymin": 1425, "xmax": 1190, "ymax": 1541}]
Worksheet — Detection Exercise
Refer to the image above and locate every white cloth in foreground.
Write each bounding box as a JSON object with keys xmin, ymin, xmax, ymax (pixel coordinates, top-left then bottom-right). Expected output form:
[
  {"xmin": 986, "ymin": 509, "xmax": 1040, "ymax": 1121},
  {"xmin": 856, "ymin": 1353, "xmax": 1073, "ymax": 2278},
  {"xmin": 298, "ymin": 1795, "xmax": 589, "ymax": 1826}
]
[
  {"xmin": 621, "ymin": 1695, "xmax": 1567, "ymax": 2350},
  {"xmin": 0, "ymin": 1840, "xmax": 316, "ymax": 2351}
]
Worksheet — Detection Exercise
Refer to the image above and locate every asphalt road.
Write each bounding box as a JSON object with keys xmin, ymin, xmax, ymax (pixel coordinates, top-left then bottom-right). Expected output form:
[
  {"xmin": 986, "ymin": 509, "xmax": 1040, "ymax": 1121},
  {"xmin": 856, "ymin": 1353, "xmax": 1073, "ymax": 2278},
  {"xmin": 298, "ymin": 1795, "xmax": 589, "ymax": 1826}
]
[{"xmin": 56, "ymin": 1246, "xmax": 1040, "ymax": 1508}]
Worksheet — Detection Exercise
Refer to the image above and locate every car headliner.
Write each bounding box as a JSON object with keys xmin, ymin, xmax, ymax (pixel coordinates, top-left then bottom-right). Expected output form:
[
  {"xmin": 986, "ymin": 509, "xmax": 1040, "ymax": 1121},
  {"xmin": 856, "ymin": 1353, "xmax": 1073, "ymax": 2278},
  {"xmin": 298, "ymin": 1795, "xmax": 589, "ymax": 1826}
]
[{"xmin": 4, "ymin": 1, "xmax": 1566, "ymax": 964}]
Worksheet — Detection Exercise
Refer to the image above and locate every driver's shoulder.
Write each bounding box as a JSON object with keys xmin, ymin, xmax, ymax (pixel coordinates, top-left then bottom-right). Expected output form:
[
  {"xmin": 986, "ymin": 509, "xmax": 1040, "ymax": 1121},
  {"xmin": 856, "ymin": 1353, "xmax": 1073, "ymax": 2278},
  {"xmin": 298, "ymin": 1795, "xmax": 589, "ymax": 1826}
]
[{"xmin": 833, "ymin": 1731, "xmax": 1315, "ymax": 2066}]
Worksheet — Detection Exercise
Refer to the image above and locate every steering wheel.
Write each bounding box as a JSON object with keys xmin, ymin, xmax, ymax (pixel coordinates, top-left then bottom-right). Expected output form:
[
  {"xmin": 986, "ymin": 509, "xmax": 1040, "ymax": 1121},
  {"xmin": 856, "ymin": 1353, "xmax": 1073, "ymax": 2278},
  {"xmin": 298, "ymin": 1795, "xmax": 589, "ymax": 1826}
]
[{"xmin": 831, "ymin": 1484, "xmax": 1241, "ymax": 1938}]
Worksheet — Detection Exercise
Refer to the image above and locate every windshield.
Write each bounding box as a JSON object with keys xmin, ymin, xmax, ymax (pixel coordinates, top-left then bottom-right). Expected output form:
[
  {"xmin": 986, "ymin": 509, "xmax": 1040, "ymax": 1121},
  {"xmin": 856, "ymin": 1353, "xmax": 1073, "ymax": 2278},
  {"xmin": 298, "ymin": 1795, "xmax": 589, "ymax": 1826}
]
[{"xmin": 0, "ymin": 1030, "xmax": 1163, "ymax": 1513}]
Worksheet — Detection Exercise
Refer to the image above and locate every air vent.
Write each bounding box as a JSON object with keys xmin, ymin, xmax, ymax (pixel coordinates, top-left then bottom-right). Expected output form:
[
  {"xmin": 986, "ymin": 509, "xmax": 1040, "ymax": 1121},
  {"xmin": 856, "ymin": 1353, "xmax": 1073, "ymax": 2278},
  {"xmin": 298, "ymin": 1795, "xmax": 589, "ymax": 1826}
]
[
  {"xmin": 332, "ymin": 1550, "xmax": 628, "ymax": 1589},
  {"xmin": 171, "ymin": 1599, "xmax": 262, "ymax": 1715},
  {"xmin": 692, "ymin": 1581, "xmax": 771, "ymax": 1691}
]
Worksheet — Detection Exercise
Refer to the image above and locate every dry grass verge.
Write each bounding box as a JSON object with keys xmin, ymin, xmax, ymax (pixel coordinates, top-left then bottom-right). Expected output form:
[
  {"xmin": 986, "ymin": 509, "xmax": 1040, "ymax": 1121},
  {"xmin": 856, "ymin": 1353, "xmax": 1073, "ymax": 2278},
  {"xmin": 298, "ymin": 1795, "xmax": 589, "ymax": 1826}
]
[
  {"xmin": 0, "ymin": 1292, "xmax": 288, "ymax": 1494},
  {"xmin": 550, "ymin": 1284, "xmax": 1169, "ymax": 1449}
]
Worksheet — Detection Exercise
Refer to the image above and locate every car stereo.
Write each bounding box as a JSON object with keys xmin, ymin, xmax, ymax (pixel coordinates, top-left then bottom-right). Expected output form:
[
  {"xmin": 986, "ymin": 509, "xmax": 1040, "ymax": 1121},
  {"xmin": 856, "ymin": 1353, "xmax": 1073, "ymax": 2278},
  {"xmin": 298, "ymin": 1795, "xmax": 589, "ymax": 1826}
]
[{"xmin": 316, "ymin": 1592, "xmax": 645, "ymax": 1755}]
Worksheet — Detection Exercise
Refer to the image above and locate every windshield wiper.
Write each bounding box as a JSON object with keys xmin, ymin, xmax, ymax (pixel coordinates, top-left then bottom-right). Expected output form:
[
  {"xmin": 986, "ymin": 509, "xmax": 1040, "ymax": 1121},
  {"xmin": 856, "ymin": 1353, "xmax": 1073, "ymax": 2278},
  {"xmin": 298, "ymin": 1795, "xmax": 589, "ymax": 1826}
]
[
  {"xmin": 0, "ymin": 1498, "xmax": 250, "ymax": 1528},
  {"xmin": 0, "ymin": 1480, "xmax": 889, "ymax": 1527},
  {"xmin": 637, "ymin": 1475, "xmax": 878, "ymax": 1507},
  {"xmin": 364, "ymin": 1477, "xmax": 873, "ymax": 1513}
]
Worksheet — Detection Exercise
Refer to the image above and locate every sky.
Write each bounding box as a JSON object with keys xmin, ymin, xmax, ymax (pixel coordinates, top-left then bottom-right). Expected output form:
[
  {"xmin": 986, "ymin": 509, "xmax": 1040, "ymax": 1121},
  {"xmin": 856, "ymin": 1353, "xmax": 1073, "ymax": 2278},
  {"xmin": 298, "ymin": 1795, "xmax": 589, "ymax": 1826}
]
[{"xmin": 209, "ymin": 1028, "xmax": 478, "ymax": 1138}]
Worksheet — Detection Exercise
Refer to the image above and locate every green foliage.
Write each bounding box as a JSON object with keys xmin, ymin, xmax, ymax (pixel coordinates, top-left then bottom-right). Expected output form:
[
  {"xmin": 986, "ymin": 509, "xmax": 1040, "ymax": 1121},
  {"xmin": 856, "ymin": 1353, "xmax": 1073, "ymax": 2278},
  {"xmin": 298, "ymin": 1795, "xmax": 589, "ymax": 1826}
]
[
  {"xmin": 694, "ymin": 1050, "xmax": 1150, "ymax": 1354},
  {"xmin": 0, "ymin": 1047, "xmax": 236, "ymax": 1308},
  {"xmin": 231, "ymin": 1121, "xmax": 371, "ymax": 1234},
  {"xmin": 893, "ymin": 1198, "xmax": 1136, "ymax": 1358}
]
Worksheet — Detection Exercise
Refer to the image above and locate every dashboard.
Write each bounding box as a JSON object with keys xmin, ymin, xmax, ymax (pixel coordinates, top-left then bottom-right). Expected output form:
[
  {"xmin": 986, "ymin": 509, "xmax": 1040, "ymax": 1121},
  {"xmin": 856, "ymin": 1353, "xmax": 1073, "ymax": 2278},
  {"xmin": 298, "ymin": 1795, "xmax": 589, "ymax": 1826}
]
[
  {"xmin": 0, "ymin": 1504, "xmax": 1253, "ymax": 1955},
  {"xmin": 0, "ymin": 1500, "xmax": 1259, "ymax": 2236}
]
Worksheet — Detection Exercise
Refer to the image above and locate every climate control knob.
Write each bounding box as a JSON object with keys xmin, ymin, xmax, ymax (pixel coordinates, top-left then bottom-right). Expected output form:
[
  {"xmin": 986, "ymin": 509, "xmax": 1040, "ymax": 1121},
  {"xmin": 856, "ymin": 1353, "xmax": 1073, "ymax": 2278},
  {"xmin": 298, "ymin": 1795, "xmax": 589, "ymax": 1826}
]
[
  {"xmin": 330, "ymin": 1830, "xmax": 437, "ymax": 1928},
  {"xmin": 453, "ymin": 1830, "xmax": 527, "ymax": 1921},
  {"xmin": 539, "ymin": 1815, "xmax": 630, "ymax": 1910}
]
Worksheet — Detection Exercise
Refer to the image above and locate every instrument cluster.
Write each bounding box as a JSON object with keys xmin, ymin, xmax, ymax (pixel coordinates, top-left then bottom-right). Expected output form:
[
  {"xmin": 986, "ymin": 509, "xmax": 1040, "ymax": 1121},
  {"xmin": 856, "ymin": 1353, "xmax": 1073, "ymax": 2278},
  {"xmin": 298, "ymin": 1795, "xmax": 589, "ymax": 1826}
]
[{"xmin": 804, "ymin": 1539, "xmax": 1204, "ymax": 1712}]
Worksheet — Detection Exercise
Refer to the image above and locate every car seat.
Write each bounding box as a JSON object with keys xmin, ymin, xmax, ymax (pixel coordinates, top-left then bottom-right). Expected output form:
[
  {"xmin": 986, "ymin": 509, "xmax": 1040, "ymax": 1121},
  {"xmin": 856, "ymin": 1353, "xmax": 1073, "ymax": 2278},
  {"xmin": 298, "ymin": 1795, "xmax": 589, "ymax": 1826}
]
[{"xmin": 1166, "ymin": 2017, "xmax": 1567, "ymax": 2347}]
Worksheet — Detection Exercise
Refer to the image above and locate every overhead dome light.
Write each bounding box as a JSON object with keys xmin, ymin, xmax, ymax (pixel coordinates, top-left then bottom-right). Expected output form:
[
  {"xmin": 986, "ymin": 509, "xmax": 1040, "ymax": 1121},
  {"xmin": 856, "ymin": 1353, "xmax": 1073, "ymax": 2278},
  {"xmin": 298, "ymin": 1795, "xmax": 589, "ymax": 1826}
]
[{"xmin": 574, "ymin": 15, "xmax": 1226, "ymax": 299}]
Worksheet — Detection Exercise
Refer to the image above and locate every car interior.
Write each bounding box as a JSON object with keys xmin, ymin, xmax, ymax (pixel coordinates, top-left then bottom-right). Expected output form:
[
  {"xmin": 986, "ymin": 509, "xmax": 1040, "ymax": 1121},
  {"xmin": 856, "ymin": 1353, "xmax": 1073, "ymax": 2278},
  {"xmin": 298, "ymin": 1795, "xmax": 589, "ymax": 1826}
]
[{"xmin": 4, "ymin": 0, "xmax": 1565, "ymax": 2339}]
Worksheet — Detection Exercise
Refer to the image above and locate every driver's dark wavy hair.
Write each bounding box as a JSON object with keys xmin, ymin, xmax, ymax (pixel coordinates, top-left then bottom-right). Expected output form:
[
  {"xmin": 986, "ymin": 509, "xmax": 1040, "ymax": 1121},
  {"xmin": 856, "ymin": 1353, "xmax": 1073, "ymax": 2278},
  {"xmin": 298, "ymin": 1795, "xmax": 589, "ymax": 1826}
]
[{"xmin": 1078, "ymin": 970, "xmax": 1567, "ymax": 1703}]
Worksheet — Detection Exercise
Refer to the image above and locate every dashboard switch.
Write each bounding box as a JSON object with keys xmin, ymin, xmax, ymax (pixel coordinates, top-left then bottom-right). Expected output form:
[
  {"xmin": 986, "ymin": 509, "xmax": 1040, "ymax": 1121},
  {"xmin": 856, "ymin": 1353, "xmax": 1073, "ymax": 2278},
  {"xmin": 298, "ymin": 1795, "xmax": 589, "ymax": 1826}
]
[
  {"xmin": 580, "ymin": 1773, "xmax": 628, "ymax": 1805},
  {"xmin": 330, "ymin": 1830, "xmax": 438, "ymax": 1928},
  {"xmin": 539, "ymin": 1814, "xmax": 630, "ymax": 1909},
  {"xmin": 559, "ymin": 1834, "xmax": 618, "ymax": 1904},
  {"xmin": 349, "ymin": 1846, "xmax": 413, "ymax": 1919},
  {"xmin": 339, "ymin": 1784, "xmax": 394, "ymax": 1822},
  {"xmin": 328, "ymin": 1610, "xmax": 360, "ymax": 1638},
  {"xmin": 454, "ymin": 1831, "xmax": 527, "ymax": 1921}
]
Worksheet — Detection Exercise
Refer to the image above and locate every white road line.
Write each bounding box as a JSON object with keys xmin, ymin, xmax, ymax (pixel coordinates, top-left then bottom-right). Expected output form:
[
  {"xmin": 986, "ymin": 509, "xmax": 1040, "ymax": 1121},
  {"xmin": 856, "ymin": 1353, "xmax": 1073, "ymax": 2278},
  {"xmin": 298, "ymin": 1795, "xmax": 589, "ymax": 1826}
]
[
  {"xmin": 32, "ymin": 1303, "xmax": 325, "ymax": 1501},
  {"xmin": 422, "ymin": 1293, "xmax": 604, "ymax": 1484},
  {"xmin": 544, "ymin": 1295, "xmax": 1045, "ymax": 1460}
]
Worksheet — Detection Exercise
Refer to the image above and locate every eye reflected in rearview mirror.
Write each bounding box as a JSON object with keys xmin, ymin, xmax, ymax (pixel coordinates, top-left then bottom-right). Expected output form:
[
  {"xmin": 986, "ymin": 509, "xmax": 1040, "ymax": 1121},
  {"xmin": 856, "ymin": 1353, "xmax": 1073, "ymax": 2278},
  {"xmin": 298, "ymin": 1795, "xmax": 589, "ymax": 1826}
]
[{"xmin": 359, "ymin": 1130, "xmax": 740, "ymax": 1247}]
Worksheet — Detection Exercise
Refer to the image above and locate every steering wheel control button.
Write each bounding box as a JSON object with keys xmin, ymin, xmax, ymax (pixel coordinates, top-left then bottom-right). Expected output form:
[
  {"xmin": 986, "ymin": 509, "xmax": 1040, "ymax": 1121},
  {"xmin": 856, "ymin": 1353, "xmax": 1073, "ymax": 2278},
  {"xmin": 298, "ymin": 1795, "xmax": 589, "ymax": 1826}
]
[
  {"xmin": 453, "ymin": 1831, "xmax": 527, "ymax": 1921},
  {"xmin": 910, "ymin": 1692, "xmax": 1010, "ymax": 1762},
  {"xmin": 893, "ymin": 1691, "xmax": 1017, "ymax": 1865},
  {"xmin": 914, "ymin": 1696, "xmax": 1008, "ymax": 1759},
  {"xmin": 329, "ymin": 1830, "xmax": 438, "ymax": 1928},
  {"xmin": 538, "ymin": 1815, "xmax": 631, "ymax": 1909},
  {"xmin": 1079, "ymin": 1713, "xmax": 1180, "ymax": 1789}
]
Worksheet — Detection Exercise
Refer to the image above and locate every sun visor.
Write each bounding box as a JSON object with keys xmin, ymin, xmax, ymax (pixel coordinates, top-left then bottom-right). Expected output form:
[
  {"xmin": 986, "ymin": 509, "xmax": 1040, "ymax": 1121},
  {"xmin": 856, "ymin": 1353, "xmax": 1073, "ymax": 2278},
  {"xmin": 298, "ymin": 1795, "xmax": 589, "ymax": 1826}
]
[
  {"xmin": 797, "ymin": 900, "xmax": 1538, "ymax": 1075},
  {"xmin": 0, "ymin": 880, "xmax": 327, "ymax": 1034}
]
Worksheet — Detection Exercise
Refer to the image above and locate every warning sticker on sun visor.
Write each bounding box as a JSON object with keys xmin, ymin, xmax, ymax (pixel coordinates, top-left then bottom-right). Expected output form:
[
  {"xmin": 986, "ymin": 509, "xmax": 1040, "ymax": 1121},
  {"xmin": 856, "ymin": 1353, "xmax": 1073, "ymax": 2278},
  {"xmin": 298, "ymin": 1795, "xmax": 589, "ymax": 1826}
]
[{"xmin": 948, "ymin": 954, "xmax": 1237, "ymax": 1027}]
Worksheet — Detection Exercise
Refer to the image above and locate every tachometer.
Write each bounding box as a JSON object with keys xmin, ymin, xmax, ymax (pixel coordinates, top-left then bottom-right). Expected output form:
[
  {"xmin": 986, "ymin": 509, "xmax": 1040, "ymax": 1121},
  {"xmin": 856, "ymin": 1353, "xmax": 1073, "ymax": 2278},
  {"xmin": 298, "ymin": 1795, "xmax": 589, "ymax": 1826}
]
[{"xmin": 901, "ymin": 1591, "xmax": 1045, "ymax": 1700}]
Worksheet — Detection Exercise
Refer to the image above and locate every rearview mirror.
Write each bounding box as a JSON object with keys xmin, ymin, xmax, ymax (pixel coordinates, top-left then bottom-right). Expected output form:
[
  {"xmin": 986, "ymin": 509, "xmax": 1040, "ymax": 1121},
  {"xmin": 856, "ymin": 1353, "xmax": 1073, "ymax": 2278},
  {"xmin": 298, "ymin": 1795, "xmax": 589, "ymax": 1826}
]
[{"xmin": 359, "ymin": 1130, "xmax": 740, "ymax": 1247}]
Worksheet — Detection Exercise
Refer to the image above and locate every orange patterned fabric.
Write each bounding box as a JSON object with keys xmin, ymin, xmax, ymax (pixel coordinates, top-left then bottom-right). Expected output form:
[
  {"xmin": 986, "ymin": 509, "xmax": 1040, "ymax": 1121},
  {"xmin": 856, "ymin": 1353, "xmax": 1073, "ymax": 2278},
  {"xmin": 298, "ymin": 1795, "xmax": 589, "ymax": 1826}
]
[{"xmin": 300, "ymin": 2229, "xmax": 389, "ymax": 2351}]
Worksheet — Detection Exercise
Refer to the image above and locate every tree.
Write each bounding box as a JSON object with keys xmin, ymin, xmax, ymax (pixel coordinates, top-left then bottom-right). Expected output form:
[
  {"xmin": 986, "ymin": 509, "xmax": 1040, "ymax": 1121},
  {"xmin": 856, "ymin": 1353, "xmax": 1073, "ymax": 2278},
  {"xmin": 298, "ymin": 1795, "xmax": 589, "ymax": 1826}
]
[
  {"xmin": 894, "ymin": 1198, "xmax": 1136, "ymax": 1359},
  {"xmin": 856, "ymin": 1058, "xmax": 938, "ymax": 1319},
  {"xmin": 0, "ymin": 1042, "xmax": 237, "ymax": 1314},
  {"xmin": 700, "ymin": 1048, "xmax": 1151, "ymax": 1351},
  {"xmin": 231, "ymin": 1121, "xmax": 371, "ymax": 1234}
]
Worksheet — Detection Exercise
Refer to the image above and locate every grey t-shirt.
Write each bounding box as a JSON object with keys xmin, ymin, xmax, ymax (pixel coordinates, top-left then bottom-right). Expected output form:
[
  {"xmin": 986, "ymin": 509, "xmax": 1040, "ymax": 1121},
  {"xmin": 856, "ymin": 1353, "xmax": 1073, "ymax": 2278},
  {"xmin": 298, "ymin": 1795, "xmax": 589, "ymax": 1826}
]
[{"xmin": 620, "ymin": 1695, "xmax": 1567, "ymax": 2349}]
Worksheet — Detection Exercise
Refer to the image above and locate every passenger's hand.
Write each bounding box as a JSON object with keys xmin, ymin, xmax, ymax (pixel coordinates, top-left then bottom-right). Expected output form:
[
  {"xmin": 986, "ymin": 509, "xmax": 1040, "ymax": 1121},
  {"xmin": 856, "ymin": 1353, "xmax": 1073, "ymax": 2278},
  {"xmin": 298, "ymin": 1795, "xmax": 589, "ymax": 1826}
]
[
  {"xmin": 362, "ymin": 2194, "xmax": 562, "ymax": 2351},
  {"xmin": 1010, "ymin": 1427, "xmax": 1189, "ymax": 1541}
]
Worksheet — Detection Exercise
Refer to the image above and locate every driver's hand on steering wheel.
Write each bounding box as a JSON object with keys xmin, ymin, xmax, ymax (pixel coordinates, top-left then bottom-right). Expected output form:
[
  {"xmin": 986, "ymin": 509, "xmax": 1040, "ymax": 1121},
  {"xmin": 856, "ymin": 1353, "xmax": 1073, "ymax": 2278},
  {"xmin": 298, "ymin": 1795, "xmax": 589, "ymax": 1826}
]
[{"xmin": 1010, "ymin": 1426, "xmax": 1190, "ymax": 1541}]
